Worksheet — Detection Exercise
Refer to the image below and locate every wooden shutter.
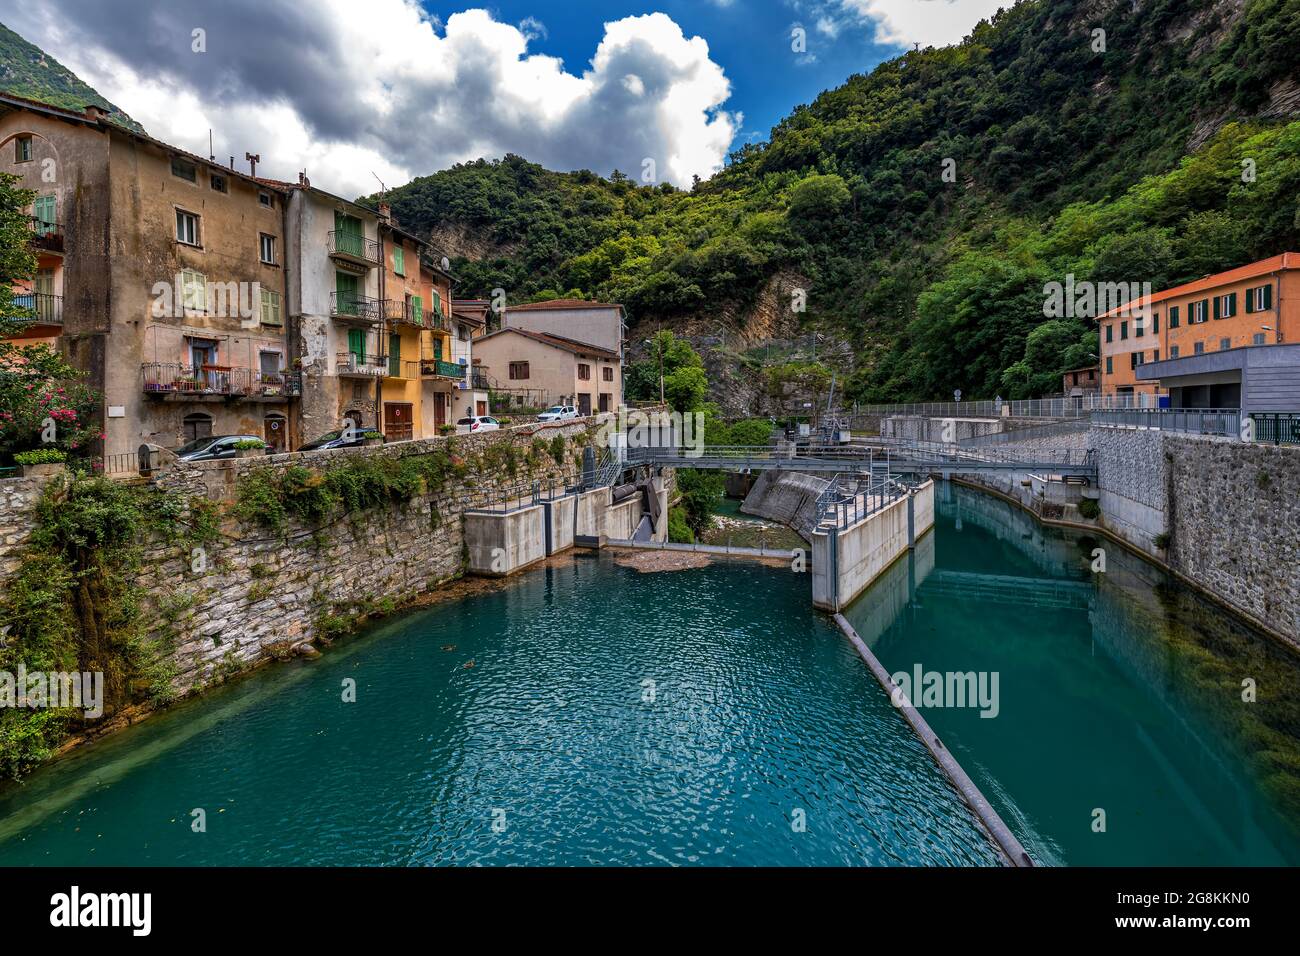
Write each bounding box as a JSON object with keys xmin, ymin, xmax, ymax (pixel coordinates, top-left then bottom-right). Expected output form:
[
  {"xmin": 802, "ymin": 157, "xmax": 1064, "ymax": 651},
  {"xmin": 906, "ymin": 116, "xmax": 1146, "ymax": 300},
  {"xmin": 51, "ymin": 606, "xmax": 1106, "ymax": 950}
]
[
  {"xmin": 1264, "ymin": 284, "xmax": 1273, "ymax": 309},
  {"xmin": 411, "ymin": 295, "xmax": 423, "ymax": 326},
  {"xmin": 348, "ymin": 328, "xmax": 364, "ymax": 359}
]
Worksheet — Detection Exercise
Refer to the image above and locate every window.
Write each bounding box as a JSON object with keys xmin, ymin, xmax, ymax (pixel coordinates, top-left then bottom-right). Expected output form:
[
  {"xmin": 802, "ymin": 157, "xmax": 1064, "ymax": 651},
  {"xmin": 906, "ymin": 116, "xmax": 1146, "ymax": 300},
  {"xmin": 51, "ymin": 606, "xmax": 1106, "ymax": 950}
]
[
  {"xmin": 1213, "ymin": 292, "xmax": 1236, "ymax": 319},
  {"xmin": 1130, "ymin": 352, "xmax": 1144, "ymax": 370},
  {"xmin": 259, "ymin": 233, "xmax": 276, "ymax": 264},
  {"xmin": 432, "ymin": 291, "xmax": 442, "ymax": 317},
  {"xmin": 1246, "ymin": 285, "xmax": 1272, "ymax": 312},
  {"xmin": 181, "ymin": 269, "xmax": 207, "ymax": 311},
  {"xmin": 1220, "ymin": 337, "xmax": 1232, "ymax": 350},
  {"xmin": 1192, "ymin": 299, "xmax": 1209, "ymax": 323},
  {"xmin": 210, "ymin": 173, "xmax": 227, "ymax": 193},
  {"xmin": 1253, "ymin": 332, "xmax": 1266, "ymax": 345},
  {"xmin": 1120, "ymin": 321, "xmax": 1128, "ymax": 340},
  {"xmin": 1105, "ymin": 325, "xmax": 1113, "ymax": 343},
  {"xmin": 1152, "ymin": 350, "xmax": 1159, "ymax": 362},
  {"xmin": 15, "ymin": 135, "xmax": 32, "ymax": 162},
  {"xmin": 260, "ymin": 289, "xmax": 282, "ymax": 326},
  {"xmin": 1152, "ymin": 312, "xmax": 1159, "ymax": 334},
  {"xmin": 1105, "ymin": 356, "xmax": 1113, "ymax": 374},
  {"xmin": 32, "ymin": 195, "xmax": 56, "ymax": 234},
  {"xmin": 509, "ymin": 361, "xmax": 530, "ymax": 380},
  {"xmin": 602, "ymin": 366, "xmax": 613, "ymax": 382},
  {"xmin": 171, "ymin": 156, "xmax": 197, "ymax": 182},
  {"xmin": 1170, "ymin": 345, "xmax": 1180, "ymax": 358},
  {"xmin": 259, "ymin": 192, "xmax": 273, "ymax": 208},
  {"xmin": 393, "ymin": 245, "xmax": 405, "ymax": 276},
  {"xmin": 1194, "ymin": 341, "xmax": 1205, "ymax": 355},
  {"xmin": 410, "ymin": 295, "xmax": 423, "ymax": 326},
  {"xmin": 259, "ymin": 351, "xmax": 282, "ymax": 376},
  {"xmin": 1169, "ymin": 305, "xmax": 1180, "ymax": 328},
  {"xmin": 175, "ymin": 209, "xmax": 200, "ymax": 246},
  {"xmin": 578, "ymin": 363, "xmax": 591, "ymax": 380}
]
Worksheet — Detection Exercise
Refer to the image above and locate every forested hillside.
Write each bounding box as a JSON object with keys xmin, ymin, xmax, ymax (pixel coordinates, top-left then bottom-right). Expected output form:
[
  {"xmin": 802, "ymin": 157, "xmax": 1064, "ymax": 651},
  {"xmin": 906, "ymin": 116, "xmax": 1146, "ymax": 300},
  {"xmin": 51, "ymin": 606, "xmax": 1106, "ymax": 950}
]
[
  {"xmin": 0, "ymin": 22, "xmax": 143, "ymax": 133},
  {"xmin": 370, "ymin": 0, "xmax": 1300, "ymax": 405}
]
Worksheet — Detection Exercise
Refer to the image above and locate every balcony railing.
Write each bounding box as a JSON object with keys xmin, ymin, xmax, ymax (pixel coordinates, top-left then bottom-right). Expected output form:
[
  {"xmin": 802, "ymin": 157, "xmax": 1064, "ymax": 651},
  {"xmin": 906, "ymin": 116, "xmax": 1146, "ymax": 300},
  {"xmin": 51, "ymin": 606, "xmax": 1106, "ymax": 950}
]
[
  {"xmin": 469, "ymin": 370, "xmax": 489, "ymax": 390},
  {"xmin": 1251, "ymin": 413, "xmax": 1300, "ymax": 445},
  {"xmin": 327, "ymin": 231, "xmax": 380, "ymax": 266},
  {"xmin": 1090, "ymin": 407, "xmax": 1241, "ymax": 437},
  {"xmin": 10, "ymin": 291, "xmax": 62, "ymax": 327},
  {"xmin": 28, "ymin": 217, "xmax": 63, "ymax": 253},
  {"xmin": 329, "ymin": 291, "xmax": 381, "ymax": 322},
  {"xmin": 142, "ymin": 363, "xmax": 301, "ymax": 398},
  {"xmin": 336, "ymin": 350, "xmax": 387, "ymax": 377},
  {"xmin": 420, "ymin": 358, "xmax": 466, "ymax": 379}
]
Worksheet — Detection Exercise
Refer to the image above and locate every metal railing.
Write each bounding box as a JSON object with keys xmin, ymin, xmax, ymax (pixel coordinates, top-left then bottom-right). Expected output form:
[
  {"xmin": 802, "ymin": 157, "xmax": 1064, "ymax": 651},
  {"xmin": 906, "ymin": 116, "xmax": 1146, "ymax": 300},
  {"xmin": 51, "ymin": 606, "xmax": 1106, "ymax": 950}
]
[
  {"xmin": 141, "ymin": 363, "xmax": 301, "ymax": 397},
  {"xmin": 850, "ymin": 393, "xmax": 1161, "ymax": 422},
  {"xmin": 329, "ymin": 291, "xmax": 380, "ymax": 322},
  {"xmin": 28, "ymin": 216, "xmax": 63, "ymax": 252},
  {"xmin": 815, "ymin": 472, "xmax": 907, "ymax": 531},
  {"xmin": 1249, "ymin": 413, "xmax": 1300, "ymax": 445},
  {"xmin": 327, "ymin": 231, "xmax": 381, "ymax": 264},
  {"xmin": 420, "ymin": 358, "xmax": 465, "ymax": 379},
  {"xmin": 957, "ymin": 419, "xmax": 1091, "ymax": 448},
  {"xmin": 1090, "ymin": 407, "xmax": 1241, "ymax": 437},
  {"xmin": 335, "ymin": 351, "xmax": 386, "ymax": 377},
  {"xmin": 9, "ymin": 291, "xmax": 62, "ymax": 326}
]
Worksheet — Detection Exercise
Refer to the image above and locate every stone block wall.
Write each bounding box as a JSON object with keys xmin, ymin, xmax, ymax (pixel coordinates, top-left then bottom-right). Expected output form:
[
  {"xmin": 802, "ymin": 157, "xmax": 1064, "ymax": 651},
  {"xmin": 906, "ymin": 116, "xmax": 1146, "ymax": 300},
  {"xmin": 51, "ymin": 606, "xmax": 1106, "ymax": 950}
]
[{"xmin": 0, "ymin": 417, "xmax": 634, "ymax": 695}]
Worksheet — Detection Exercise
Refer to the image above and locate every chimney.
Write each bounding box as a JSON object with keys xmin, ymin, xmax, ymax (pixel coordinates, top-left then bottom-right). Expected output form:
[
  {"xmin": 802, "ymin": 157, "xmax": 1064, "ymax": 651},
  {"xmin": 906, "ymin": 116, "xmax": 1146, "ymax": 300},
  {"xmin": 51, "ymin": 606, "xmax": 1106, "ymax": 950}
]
[
  {"xmin": 83, "ymin": 104, "xmax": 109, "ymax": 121},
  {"xmin": 378, "ymin": 202, "xmax": 391, "ymax": 221},
  {"xmin": 298, "ymin": 170, "xmax": 311, "ymax": 187},
  {"xmin": 245, "ymin": 151, "xmax": 260, "ymax": 177}
]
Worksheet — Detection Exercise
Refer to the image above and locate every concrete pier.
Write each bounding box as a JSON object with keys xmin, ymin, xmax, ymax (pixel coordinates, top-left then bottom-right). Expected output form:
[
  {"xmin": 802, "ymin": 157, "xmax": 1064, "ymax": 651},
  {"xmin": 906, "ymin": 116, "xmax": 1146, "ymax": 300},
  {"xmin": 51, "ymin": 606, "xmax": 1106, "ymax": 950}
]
[{"xmin": 811, "ymin": 479, "xmax": 935, "ymax": 612}]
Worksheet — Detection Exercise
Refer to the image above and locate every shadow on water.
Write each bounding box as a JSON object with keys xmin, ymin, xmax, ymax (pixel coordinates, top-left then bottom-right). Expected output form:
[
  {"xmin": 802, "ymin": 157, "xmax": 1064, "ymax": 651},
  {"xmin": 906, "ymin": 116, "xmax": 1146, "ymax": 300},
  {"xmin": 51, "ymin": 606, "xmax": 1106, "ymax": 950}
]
[{"xmin": 843, "ymin": 480, "xmax": 1300, "ymax": 866}]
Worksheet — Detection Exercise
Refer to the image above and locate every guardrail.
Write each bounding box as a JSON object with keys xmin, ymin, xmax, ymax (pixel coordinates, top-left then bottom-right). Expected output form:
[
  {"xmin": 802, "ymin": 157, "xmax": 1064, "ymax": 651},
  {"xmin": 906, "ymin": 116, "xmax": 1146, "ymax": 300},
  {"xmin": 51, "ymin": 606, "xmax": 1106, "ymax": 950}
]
[
  {"xmin": 327, "ymin": 231, "xmax": 381, "ymax": 265},
  {"xmin": 1249, "ymin": 413, "xmax": 1300, "ymax": 445},
  {"xmin": 815, "ymin": 472, "xmax": 907, "ymax": 531},
  {"xmin": 28, "ymin": 216, "xmax": 63, "ymax": 252},
  {"xmin": 329, "ymin": 291, "xmax": 381, "ymax": 321},
  {"xmin": 1090, "ymin": 407, "xmax": 1241, "ymax": 437},
  {"xmin": 957, "ymin": 419, "xmax": 1092, "ymax": 448},
  {"xmin": 142, "ymin": 363, "xmax": 301, "ymax": 398},
  {"xmin": 335, "ymin": 351, "xmax": 386, "ymax": 377},
  {"xmin": 10, "ymin": 291, "xmax": 62, "ymax": 326},
  {"xmin": 850, "ymin": 393, "xmax": 1160, "ymax": 422}
]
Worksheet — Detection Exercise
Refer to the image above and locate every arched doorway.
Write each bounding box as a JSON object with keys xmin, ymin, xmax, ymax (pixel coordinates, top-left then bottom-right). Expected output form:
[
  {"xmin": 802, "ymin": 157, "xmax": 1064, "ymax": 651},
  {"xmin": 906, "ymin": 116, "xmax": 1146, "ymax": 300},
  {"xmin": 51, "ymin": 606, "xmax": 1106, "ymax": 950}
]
[{"xmin": 264, "ymin": 412, "xmax": 287, "ymax": 451}]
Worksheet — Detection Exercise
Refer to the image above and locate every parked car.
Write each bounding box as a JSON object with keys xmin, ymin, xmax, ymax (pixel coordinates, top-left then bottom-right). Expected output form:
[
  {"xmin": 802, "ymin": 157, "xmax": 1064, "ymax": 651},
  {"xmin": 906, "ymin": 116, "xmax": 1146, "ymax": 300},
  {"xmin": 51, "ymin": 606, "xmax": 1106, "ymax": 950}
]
[
  {"xmin": 457, "ymin": 416, "xmax": 501, "ymax": 434},
  {"xmin": 298, "ymin": 429, "xmax": 368, "ymax": 451},
  {"xmin": 174, "ymin": 434, "xmax": 263, "ymax": 462},
  {"xmin": 537, "ymin": 405, "xmax": 579, "ymax": 422}
]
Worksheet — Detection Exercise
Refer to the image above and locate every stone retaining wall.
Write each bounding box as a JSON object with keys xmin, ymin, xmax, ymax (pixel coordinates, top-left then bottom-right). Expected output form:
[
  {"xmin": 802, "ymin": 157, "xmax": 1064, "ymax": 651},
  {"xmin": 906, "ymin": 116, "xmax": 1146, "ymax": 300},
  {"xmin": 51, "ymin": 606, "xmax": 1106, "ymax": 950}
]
[{"xmin": 0, "ymin": 417, "xmax": 637, "ymax": 695}]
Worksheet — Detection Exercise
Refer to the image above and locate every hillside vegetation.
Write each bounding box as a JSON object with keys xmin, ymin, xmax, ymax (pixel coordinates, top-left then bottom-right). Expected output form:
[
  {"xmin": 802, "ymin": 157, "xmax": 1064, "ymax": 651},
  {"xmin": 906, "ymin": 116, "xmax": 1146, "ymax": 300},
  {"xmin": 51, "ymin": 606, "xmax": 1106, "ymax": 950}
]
[
  {"xmin": 0, "ymin": 22, "xmax": 144, "ymax": 133},
  {"xmin": 370, "ymin": 0, "xmax": 1300, "ymax": 404}
]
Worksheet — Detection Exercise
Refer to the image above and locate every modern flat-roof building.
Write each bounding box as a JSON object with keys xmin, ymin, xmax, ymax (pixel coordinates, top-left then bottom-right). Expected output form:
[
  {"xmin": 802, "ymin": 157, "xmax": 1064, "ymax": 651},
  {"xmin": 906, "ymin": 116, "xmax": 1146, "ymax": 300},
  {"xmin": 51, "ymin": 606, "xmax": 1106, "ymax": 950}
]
[{"xmin": 1100, "ymin": 253, "xmax": 1300, "ymax": 408}]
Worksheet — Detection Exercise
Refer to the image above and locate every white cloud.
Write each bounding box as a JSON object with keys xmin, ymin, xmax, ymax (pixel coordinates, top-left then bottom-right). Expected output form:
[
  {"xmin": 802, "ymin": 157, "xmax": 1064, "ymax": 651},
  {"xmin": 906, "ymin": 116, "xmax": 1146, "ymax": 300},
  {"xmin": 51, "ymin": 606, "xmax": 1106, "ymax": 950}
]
[
  {"xmin": 841, "ymin": 0, "xmax": 1011, "ymax": 49},
  {"xmin": 2, "ymin": 2, "xmax": 737, "ymax": 194}
]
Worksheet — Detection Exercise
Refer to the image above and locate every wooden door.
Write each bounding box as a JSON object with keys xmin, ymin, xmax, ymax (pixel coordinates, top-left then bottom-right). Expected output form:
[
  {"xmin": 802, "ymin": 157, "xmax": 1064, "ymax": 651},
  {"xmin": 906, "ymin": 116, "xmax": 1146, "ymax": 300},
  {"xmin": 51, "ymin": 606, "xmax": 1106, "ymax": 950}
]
[{"xmin": 384, "ymin": 402, "xmax": 413, "ymax": 442}]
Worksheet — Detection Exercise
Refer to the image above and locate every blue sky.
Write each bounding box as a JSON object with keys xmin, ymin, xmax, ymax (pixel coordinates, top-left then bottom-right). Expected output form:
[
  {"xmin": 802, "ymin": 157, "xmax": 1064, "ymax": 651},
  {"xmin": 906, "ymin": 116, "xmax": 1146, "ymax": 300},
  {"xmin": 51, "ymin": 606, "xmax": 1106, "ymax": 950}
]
[
  {"xmin": 437, "ymin": 0, "xmax": 906, "ymax": 151},
  {"xmin": 2, "ymin": 0, "xmax": 1011, "ymax": 194}
]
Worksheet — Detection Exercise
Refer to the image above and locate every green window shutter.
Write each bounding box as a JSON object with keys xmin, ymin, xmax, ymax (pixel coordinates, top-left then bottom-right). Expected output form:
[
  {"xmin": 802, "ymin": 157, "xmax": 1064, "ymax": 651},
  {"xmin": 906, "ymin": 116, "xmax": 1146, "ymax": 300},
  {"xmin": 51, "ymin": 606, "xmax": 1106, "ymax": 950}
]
[
  {"xmin": 433, "ymin": 291, "xmax": 442, "ymax": 316},
  {"xmin": 433, "ymin": 337, "xmax": 443, "ymax": 361},
  {"xmin": 1213, "ymin": 296, "xmax": 1221, "ymax": 320},
  {"xmin": 1245, "ymin": 288, "xmax": 1255, "ymax": 313},
  {"xmin": 1229, "ymin": 292, "xmax": 1237, "ymax": 316},
  {"xmin": 388, "ymin": 333, "xmax": 401, "ymax": 377},
  {"xmin": 33, "ymin": 195, "xmax": 56, "ymax": 232},
  {"xmin": 411, "ymin": 295, "xmax": 422, "ymax": 325},
  {"xmin": 1264, "ymin": 284, "xmax": 1273, "ymax": 310},
  {"xmin": 393, "ymin": 246, "xmax": 404, "ymax": 276},
  {"xmin": 348, "ymin": 328, "xmax": 364, "ymax": 359}
]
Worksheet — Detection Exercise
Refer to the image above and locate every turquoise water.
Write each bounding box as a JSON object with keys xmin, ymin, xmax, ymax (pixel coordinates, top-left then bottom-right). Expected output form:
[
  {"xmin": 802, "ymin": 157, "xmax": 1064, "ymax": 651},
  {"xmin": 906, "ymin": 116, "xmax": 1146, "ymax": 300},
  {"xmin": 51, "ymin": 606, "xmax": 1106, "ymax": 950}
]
[
  {"xmin": 846, "ymin": 482, "xmax": 1300, "ymax": 866},
  {"xmin": 0, "ymin": 554, "xmax": 997, "ymax": 866}
]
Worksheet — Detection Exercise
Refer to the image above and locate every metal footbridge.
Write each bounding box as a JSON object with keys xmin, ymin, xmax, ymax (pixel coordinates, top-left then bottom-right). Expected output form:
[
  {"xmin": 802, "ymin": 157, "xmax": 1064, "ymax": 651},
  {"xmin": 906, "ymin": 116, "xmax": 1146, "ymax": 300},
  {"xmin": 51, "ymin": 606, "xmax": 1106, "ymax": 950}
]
[{"xmin": 624, "ymin": 439, "xmax": 1096, "ymax": 479}]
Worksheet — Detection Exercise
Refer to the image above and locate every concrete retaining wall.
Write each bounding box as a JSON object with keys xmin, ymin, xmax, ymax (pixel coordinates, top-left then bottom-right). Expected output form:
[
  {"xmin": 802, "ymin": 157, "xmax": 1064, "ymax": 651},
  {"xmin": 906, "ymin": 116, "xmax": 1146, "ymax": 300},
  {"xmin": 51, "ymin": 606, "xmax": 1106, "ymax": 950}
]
[
  {"xmin": 541, "ymin": 494, "xmax": 576, "ymax": 554},
  {"xmin": 464, "ymin": 505, "xmax": 546, "ymax": 576},
  {"xmin": 812, "ymin": 481, "xmax": 935, "ymax": 612}
]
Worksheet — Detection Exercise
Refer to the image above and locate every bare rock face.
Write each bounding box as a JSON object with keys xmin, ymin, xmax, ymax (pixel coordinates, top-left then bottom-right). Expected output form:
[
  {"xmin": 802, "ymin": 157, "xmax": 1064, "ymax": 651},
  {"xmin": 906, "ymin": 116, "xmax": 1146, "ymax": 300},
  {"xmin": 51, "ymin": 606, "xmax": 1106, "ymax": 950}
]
[
  {"xmin": 1261, "ymin": 78, "xmax": 1300, "ymax": 120},
  {"xmin": 427, "ymin": 222, "xmax": 518, "ymax": 263}
]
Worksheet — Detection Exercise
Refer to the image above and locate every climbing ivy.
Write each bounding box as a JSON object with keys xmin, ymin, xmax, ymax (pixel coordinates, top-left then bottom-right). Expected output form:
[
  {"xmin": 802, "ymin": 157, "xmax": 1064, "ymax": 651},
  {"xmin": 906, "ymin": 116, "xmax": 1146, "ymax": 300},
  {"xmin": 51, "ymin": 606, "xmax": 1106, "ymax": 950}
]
[{"xmin": 0, "ymin": 474, "xmax": 180, "ymax": 778}]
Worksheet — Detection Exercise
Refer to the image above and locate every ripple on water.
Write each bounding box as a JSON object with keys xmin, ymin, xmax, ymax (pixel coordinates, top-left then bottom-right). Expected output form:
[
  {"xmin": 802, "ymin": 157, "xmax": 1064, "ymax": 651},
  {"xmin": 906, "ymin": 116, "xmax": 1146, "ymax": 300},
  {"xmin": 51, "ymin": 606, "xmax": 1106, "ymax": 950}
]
[{"xmin": 0, "ymin": 554, "xmax": 998, "ymax": 866}]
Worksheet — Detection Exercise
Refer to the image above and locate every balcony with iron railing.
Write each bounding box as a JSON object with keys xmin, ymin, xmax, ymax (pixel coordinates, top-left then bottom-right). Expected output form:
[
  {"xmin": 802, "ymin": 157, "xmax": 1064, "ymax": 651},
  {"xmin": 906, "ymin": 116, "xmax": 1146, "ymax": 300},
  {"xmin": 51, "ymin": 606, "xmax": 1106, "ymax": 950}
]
[
  {"xmin": 142, "ymin": 363, "xmax": 301, "ymax": 399},
  {"xmin": 28, "ymin": 216, "xmax": 64, "ymax": 254},
  {"xmin": 327, "ymin": 231, "xmax": 381, "ymax": 267},
  {"xmin": 10, "ymin": 291, "xmax": 62, "ymax": 327},
  {"xmin": 420, "ymin": 357, "xmax": 466, "ymax": 380},
  {"xmin": 336, "ymin": 350, "xmax": 387, "ymax": 377},
  {"xmin": 329, "ymin": 291, "xmax": 381, "ymax": 323}
]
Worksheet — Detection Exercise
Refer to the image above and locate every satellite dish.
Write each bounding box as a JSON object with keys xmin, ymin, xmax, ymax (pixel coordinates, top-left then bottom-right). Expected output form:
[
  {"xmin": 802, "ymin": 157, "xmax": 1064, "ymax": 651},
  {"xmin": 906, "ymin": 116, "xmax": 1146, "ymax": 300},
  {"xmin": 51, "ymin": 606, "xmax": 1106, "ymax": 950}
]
[{"xmin": 441, "ymin": 256, "xmax": 450, "ymax": 270}]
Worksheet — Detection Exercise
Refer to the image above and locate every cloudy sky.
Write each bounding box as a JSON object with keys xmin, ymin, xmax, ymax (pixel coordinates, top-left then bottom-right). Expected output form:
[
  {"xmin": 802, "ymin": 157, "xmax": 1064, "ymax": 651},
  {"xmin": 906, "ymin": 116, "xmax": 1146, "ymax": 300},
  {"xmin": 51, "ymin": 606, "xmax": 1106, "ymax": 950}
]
[{"xmin": 0, "ymin": 0, "xmax": 1012, "ymax": 196}]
